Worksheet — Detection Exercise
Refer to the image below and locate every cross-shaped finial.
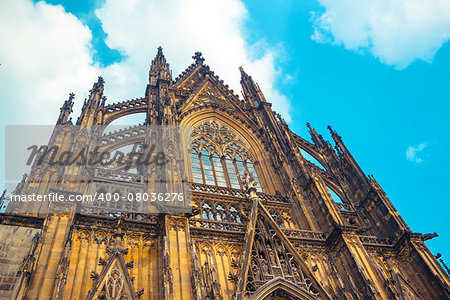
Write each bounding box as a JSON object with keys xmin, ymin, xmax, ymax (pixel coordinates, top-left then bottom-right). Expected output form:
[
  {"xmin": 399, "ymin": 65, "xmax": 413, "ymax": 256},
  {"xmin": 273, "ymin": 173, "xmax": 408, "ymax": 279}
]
[{"xmin": 192, "ymin": 51, "xmax": 205, "ymax": 65}]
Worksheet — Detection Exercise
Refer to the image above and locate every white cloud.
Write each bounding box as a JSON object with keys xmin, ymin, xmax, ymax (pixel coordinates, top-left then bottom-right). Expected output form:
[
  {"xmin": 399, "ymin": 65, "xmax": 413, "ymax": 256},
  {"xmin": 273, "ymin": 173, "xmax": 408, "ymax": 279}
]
[
  {"xmin": 406, "ymin": 143, "xmax": 427, "ymax": 163},
  {"xmin": 96, "ymin": 0, "xmax": 290, "ymax": 120},
  {"xmin": 311, "ymin": 0, "xmax": 450, "ymax": 69},
  {"xmin": 0, "ymin": 0, "xmax": 100, "ymax": 125},
  {"xmin": 0, "ymin": 0, "xmax": 289, "ymax": 127}
]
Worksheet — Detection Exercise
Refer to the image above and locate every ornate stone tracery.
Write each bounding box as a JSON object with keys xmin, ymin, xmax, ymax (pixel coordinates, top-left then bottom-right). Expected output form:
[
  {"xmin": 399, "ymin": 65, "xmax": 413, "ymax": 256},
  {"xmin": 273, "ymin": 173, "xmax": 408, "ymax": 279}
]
[
  {"xmin": 192, "ymin": 119, "xmax": 251, "ymax": 159},
  {"xmin": 191, "ymin": 119, "xmax": 262, "ymax": 191},
  {"xmin": 245, "ymin": 215, "xmax": 318, "ymax": 297}
]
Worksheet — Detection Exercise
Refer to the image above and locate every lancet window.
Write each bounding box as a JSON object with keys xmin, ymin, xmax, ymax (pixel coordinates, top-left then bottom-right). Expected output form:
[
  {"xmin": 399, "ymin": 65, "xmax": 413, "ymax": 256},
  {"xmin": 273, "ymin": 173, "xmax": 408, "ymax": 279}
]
[{"xmin": 190, "ymin": 120, "xmax": 262, "ymax": 192}]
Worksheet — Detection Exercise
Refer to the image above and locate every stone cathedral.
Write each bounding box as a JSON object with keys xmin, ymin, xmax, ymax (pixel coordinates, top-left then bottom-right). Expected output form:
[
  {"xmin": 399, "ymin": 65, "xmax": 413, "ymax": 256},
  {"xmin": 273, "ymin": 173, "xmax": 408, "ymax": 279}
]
[{"xmin": 0, "ymin": 47, "xmax": 449, "ymax": 300}]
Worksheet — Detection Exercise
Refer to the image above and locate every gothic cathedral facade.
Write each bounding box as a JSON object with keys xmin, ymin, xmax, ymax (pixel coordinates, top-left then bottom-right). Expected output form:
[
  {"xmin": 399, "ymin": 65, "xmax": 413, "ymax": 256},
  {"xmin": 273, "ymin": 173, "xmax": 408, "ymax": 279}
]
[{"xmin": 0, "ymin": 48, "xmax": 449, "ymax": 300}]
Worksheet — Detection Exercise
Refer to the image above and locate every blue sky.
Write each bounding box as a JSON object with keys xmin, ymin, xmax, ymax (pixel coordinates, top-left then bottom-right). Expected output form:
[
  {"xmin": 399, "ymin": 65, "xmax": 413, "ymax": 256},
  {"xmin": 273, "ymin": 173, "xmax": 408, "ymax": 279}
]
[
  {"xmin": 1, "ymin": 0, "xmax": 449, "ymax": 264},
  {"xmin": 243, "ymin": 0, "xmax": 450, "ymax": 260}
]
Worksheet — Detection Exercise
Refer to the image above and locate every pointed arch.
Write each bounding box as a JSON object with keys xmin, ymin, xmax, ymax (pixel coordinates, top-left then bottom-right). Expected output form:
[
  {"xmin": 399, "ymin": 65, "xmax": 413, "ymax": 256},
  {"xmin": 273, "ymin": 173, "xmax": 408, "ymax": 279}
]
[
  {"xmin": 187, "ymin": 117, "xmax": 264, "ymax": 192},
  {"xmin": 250, "ymin": 277, "xmax": 318, "ymax": 300},
  {"xmin": 179, "ymin": 108, "xmax": 281, "ymax": 194},
  {"xmin": 86, "ymin": 250, "xmax": 139, "ymax": 300}
]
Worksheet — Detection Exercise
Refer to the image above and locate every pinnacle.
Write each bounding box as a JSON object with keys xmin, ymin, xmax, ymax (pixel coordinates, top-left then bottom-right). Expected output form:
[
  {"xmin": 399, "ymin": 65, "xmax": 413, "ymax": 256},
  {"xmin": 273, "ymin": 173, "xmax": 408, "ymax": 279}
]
[
  {"xmin": 62, "ymin": 92, "xmax": 75, "ymax": 110},
  {"xmin": 238, "ymin": 65, "xmax": 250, "ymax": 80},
  {"xmin": 152, "ymin": 46, "xmax": 168, "ymax": 65},
  {"xmin": 92, "ymin": 76, "xmax": 104, "ymax": 91},
  {"xmin": 149, "ymin": 46, "xmax": 172, "ymax": 81}
]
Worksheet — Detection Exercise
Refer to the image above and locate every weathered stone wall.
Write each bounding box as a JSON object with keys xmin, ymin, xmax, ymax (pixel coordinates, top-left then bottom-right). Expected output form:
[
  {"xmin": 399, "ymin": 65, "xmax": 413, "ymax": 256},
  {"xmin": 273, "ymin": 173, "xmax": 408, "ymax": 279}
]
[{"xmin": 0, "ymin": 225, "xmax": 40, "ymax": 300}]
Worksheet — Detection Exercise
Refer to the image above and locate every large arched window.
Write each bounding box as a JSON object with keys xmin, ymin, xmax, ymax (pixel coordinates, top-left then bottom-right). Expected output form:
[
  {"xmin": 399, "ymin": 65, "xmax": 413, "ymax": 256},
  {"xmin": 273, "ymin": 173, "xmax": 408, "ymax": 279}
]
[{"xmin": 190, "ymin": 119, "xmax": 263, "ymax": 192}]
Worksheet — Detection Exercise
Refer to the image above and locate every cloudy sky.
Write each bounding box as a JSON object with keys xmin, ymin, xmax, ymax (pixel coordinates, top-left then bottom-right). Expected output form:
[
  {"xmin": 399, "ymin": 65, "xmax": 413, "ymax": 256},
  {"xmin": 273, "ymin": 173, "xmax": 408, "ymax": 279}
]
[{"xmin": 1, "ymin": 0, "xmax": 449, "ymax": 260}]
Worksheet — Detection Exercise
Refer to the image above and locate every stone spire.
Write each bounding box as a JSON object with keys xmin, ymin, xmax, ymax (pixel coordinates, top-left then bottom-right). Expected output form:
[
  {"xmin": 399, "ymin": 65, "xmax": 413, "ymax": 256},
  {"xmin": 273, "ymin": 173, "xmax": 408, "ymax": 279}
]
[
  {"xmin": 327, "ymin": 125, "xmax": 346, "ymax": 156},
  {"xmin": 87, "ymin": 76, "xmax": 105, "ymax": 110},
  {"xmin": 239, "ymin": 66, "xmax": 266, "ymax": 106},
  {"xmin": 306, "ymin": 122, "xmax": 328, "ymax": 149},
  {"xmin": 76, "ymin": 77, "xmax": 104, "ymax": 125},
  {"xmin": 56, "ymin": 92, "xmax": 74, "ymax": 125},
  {"xmin": 149, "ymin": 46, "xmax": 172, "ymax": 84},
  {"xmin": 327, "ymin": 125, "xmax": 342, "ymax": 143},
  {"xmin": 91, "ymin": 76, "xmax": 104, "ymax": 96}
]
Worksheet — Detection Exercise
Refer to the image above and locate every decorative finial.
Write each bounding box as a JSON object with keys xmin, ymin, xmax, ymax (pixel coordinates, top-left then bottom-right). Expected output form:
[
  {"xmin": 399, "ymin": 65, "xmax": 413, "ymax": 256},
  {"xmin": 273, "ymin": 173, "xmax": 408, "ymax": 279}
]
[
  {"xmin": 155, "ymin": 46, "xmax": 165, "ymax": 59},
  {"xmin": 192, "ymin": 51, "xmax": 205, "ymax": 65},
  {"xmin": 328, "ymin": 125, "xmax": 342, "ymax": 140},
  {"xmin": 238, "ymin": 66, "xmax": 249, "ymax": 79},
  {"xmin": 69, "ymin": 92, "xmax": 75, "ymax": 101}
]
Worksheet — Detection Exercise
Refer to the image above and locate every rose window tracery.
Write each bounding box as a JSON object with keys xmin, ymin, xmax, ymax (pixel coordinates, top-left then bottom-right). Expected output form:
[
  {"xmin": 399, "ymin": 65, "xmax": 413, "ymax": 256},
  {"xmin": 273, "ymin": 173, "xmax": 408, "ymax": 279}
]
[{"xmin": 190, "ymin": 119, "xmax": 262, "ymax": 191}]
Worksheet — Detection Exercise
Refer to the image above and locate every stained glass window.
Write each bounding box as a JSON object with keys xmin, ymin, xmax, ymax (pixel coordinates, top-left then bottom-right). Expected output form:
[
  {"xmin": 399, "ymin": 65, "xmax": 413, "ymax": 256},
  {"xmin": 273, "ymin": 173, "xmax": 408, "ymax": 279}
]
[
  {"xmin": 191, "ymin": 149, "xmax": 203, "ymax": 184},
  {"xmin": 201, "ymin": 149, "xmax": 215, "ymax": 185},
  {"xmin": 225, "ymin": 156, "xmax": 241, "ymax": 189},
  {"xmin": 191, "ymin": 119, "xmax": 263, "ymax": 192},
  {"xmin": 212, "ymin": 153, "xmax": 227, "ymax": 187}
]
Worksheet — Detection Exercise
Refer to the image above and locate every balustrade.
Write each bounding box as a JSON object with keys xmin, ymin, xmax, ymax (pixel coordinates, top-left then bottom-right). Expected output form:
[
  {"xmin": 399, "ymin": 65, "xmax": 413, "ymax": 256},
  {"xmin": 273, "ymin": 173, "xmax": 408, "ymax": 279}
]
[{"xmin": 189, "ymin": 218, "xmax": 245, "ymax": 232}]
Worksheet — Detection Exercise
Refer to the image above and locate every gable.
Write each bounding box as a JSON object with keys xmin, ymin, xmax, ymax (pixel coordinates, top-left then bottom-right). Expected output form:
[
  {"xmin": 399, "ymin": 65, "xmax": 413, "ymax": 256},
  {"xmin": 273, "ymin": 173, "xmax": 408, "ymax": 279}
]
[
  {"xmin": 173, "ymin": 63, "xmax": 203, "ymax": 92},
  {"xmin": 181, "ymin": 79, "xmax": 238, "ymax": 113},
  {"xmin": 86, "ymin": 249, "xmax": 139, "ymax": 300},
  {"xmin": 245, "ymin": 207, "xmax": 320, "ymax": 298},
  {"xmin": 232, "ymin": 198, "xmax": 330, "ymax": 299}
]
